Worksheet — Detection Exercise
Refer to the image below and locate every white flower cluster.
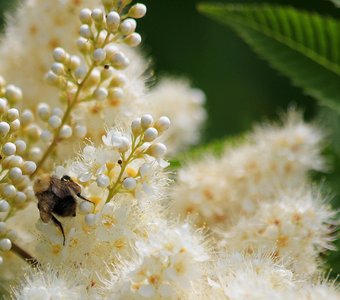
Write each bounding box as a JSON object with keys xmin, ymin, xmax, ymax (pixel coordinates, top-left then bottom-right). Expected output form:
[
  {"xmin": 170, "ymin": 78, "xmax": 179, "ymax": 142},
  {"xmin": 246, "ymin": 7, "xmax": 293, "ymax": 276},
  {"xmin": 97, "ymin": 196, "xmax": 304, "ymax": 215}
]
[
  {"xmin": 104, "ymin": 221, "xmax": 209, "ymax": 299},
  {"xmin": 171, "ymin": 111, "xmax": 325, "ymax": 227},
  {"xmin": 0, "ymin": 80, "xmax": 38, "ymax": 264},
  {"xmin": 0, "ymin": 0, "xmax": 337, "ymax": 299},
  {"xmin": 201, "ymin": 253, "xmax": 340, "ymax": 300}
]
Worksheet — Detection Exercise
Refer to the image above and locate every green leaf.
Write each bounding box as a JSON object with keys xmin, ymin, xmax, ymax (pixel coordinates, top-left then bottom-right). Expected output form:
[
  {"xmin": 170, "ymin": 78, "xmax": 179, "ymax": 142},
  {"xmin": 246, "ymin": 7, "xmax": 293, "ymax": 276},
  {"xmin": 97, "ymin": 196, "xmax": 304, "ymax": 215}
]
[
  {"xmin": 329, "ymin": 0, "xmax": 340, "ymax": 7},
  {"xmin": 198, "ymin": 3, "xmax": 340, "ymax": 112}
]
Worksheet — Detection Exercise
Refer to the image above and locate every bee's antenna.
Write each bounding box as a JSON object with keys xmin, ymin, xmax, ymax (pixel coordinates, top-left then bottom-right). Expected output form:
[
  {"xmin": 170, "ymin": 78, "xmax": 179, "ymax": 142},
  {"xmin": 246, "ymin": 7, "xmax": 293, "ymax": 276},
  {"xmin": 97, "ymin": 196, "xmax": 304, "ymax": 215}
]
[{"xmin": 77, "ymin": 193, "xmax": 94, "ymax": 204}]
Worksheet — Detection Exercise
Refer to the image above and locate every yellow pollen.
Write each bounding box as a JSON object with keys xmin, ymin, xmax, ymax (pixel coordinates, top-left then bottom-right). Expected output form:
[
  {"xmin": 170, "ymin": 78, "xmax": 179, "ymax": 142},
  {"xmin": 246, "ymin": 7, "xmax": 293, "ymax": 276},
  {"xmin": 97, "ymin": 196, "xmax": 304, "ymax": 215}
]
[
  {"xmin": 114, "ymin": 239, "xmax": 126, "ymax": 249},
  {"xmin": 174, "ymin": 262, "xmax": 185, "ymax": 274},
  {"xmin": 102, "ymin": 215, "xmax": 116, "ymax": 228},
  {"xmin": 52, "ymin": 245, "xmax": 62, "ymax": 255},
  {"xmin": 149, "ymin": 275, "xmax": 159, "ymax": 285},
  {"xmin": 127, "ymin": 167, "xmax": 138, "ymax": 177},
  {"xmin": 106, "ymin": 161, "xmax": 116, "ymax": 170},
  {"xmin": 277, "ymin": 235, "xmax": 289, "ymax": 248},
  {"xmin": 165, "ymin": 243, "xmax": 174, "ymax": 252},
  {"xmin": 90, "ymin": 196, "xmax": 102, "ymax": 206}
]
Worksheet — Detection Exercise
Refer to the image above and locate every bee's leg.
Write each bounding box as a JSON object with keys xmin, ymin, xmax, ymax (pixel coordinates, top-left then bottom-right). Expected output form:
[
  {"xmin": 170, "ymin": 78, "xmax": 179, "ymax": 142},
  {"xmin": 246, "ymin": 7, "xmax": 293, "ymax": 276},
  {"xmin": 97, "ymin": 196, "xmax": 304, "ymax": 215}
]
[
  {"xmin": 77, "ymin": 193, "xmax": 94, "ymax": 204},
  {"xmin": 51, "ymin": 215, "xmax": 66, "ymax": 246}
]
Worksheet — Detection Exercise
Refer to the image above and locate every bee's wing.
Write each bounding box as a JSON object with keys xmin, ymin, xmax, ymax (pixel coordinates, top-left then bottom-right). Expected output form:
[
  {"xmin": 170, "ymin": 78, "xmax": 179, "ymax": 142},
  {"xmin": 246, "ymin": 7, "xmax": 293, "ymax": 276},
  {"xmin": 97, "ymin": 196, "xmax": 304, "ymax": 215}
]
[
  {"xmin": 50, "ymin": 176, "xmax": 74, "ymax": 199},
  {"xmin": 37, "ymin": 192, "xmax": 57, "ymax": 223}
]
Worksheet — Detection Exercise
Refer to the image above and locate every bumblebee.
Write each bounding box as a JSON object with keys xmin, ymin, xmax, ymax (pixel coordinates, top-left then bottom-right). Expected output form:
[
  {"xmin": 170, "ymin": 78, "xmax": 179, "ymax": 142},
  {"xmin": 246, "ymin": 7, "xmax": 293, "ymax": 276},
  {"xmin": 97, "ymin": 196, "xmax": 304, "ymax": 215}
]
[{"xmin": 34, "ymin": 174, "xmax": 92, "ymax": 245}]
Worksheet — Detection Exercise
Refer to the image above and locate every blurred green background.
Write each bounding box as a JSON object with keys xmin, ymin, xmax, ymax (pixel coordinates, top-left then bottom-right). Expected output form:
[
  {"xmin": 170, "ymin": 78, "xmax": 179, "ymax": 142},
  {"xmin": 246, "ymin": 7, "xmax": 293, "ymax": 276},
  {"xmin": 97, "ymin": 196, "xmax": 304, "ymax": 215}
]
[{"xmin": 0, "ymin": 0, "xmax": 339, "ymax": 276}]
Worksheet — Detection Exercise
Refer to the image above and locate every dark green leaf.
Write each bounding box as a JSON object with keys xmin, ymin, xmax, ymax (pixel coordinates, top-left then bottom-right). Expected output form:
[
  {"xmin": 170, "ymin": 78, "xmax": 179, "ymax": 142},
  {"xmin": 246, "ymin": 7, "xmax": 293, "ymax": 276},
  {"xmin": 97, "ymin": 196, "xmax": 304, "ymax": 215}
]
[{"xmin": 198, "ymin": 3, "xmax": 340, "ymax": 112}]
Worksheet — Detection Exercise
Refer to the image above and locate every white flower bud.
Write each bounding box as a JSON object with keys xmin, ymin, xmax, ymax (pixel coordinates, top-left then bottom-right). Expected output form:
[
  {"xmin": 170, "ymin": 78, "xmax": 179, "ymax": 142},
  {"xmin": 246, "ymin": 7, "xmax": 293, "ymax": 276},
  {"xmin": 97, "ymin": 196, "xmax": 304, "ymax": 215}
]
[
  {"xmin": 45, "ymin": 70, "xmax": 60, "ymax": 85},
  {"xmin": 29, "ymin": 147, "xmax": 43, "ymax": 162},
  {"xmin": 53, "ymin": 47, "xmax": 67, "ymax": 62},
  {"xmin": 85, "ymin": 214, "xmax": 97, "ymax": 227},
  {"xmin": 96, "ymin": 174, "xmax": 110, "ymax": 187},
  {"xmin": 5, "ymin": 85, "xmax": 22, "ymax": 103},
  {"xmin": 0, "ymin": 200, "xmax": 10, "ymax": 212},
  {"xmin": 105, "ymin": 45, "xmax": 119, "ymax": 58},
  {"xmin": 128, "ymin": 3, "xmax": 147, "ymax": 18},
  {"xmin": 119, "ymin": 18, "xmax": 136, "ymax": 35},
  {"xmin": 3, "ymin": 142, "xmax": 16, "ymax": 156},
  {"xmin": 52, "ymin": 107, "xmax": 64, "ymax": 117},
  {"xmin": 40, "ymin": 130, "xmax": 53, "ymax": 142},
  {"xmin": 0, "ymin": 98, "xmax": 7, "ymax": 113},
  {"xmin": 25, "ymin": 187, "xmax": 35, "ymax": 200},
  {"xmin": 77, "ymin": 37, "xmax": 91, "ymax": 53},
  {"xmin": 108, "ymin": 87, "xmax": 124, "ymax": 102},
  {"xmin": 69, "ymin": 55, "xmax": 81, "ymax": 71},
  {"xmin": 26, "ymin": 124, "xmax": 41, "ymax": 140},
  {"xmin": 144, "ymin": 127, "xmax": 158, "ymax": 142},
  {"xmin": 22, "ymin": 161, "xmax": 37, "ymax": 175},
  {"xmin": 85, "ymin": 69, "xmax": 101, "ymax": 87},
  {"xmin": 14, "ymin": 191, "xmax": 27, "ymax": 204},
  {"xmin": 118, "ymin": 137, "xmax": 130, "ymax": 153},
  {"xmin": 110, "ymin": 73, "xmax": 127, "ymax": 87},
  {"xmin": 75, "ymin": 125, "xmax": 87, "ymax": 138},
  {"xmin": 80, "ymin": 24, "xmax": 92, "ymax": 39},
  {"xmin": 79, "ymin": 8, "xmax": 92, "ymax": 24},
  {"xmin": 131, "ymin": 118, "xmax": 142, "ymax": 136},
  {"xmin": 93, "ymin": 87, "xmax": 108, "ymax": 101},
  {"xmin": 10, "ymin": 119, "xmax": 20, "ymax": 131},
  {"xmin": 20, "ymin": 110, "xmax": 34, "ymax": 126},
  {"xmin": 75, "ymin": 66, "xmax": 87, "ymax": 81},
  {"xmin": 147, "ymin": 143, "xmax": 167, "ymax": 158},
  {"xmin": 91, "ymin": 8, "xmax": 104, "ymax": 22},
  {"xmin": 60, "ymin": 125, "xmax": 73, "ymax": 139},
  {"xmin": 0, "ymin": 257, "xmax": 3, "ymax": 265},
  {"xmin": 79, "ymin": 201, "xmax": 93, "ymax": 214},
  {"xmin": 111, "ymin": 51, "xmax": 129, "ymax": 70},
  {"xmin": 0, "ymin": 122, "xmax": 10, "ymax": 136},
  {"xmin": 124, "ymin": 33, "xmax": 142, "ymax": 47},
  {"xmin": 0, "ymin": 239, "xmax": 12, "ymax": 251},
  {"xmin": 141, "ymin": 114, "xmax": 154, "ymax": 129},
  {"xmin": 106, "ymin": 11, "xmax": 120, "ymax": 30},
  {"xmin": 7, "ymin": 230, "xmax": 18, "ymax": 242},
  {"xmin": 101, "ymin": 65, "xmax": 114, "ymax": 79},
  {"xmin": 6, "ymin": 155, "xmax": 23, "ymax": 168},
  {"xmin": 2, "ymin": 185, "xmax": 16, "ymax": 198},
  {"xmin": 123, "ymin": 177, "xmax": 137, "ymax": 191},
  {"xmin": 9, "ymin": 167, "xmax": 23, "ymax": 182},
  {"xmin": 6, "ymin": 108, "xmax": 19, "ymax": 121},
  {"xmin": 93, "ymin": 48, "xmax": 106, "ymax": 63},
  {"xmin": 14, "ymin": 140, "xmax": 26, "ymax": 154},
  {"xmin": 37, "ymin": 103, "xmax": 51, "ymax": 120},
  {"xmin": 48, "ymin": 115, "xmax": 62, "ymax": 129},
  {"xmin": 51, "ymin": 62, "xmax": 65, "ymax": 75},
  {"xmin": 0, "ymin": 222, "xmax": 6, "ymax": 234}
]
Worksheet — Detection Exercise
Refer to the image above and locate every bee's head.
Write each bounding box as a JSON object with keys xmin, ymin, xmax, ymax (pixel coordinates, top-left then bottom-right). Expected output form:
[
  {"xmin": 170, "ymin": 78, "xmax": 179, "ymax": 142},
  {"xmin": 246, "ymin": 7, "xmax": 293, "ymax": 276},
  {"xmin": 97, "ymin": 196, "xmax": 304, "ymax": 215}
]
[
  {"xmin": 33, "ymin": 174, "xmax": 51, "ymax": 194},
  {"xmin": 61, "ymin": 175, "xmax": 72, "ymax": 182}
]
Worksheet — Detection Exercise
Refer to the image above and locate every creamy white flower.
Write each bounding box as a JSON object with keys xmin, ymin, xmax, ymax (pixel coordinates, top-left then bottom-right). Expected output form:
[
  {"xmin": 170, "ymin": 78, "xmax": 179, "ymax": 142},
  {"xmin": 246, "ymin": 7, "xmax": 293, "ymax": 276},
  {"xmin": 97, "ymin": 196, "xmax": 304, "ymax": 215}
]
[
  {"xmin": 144, "ymin": 77, "xmax": 207, "ymax": 155},
  {"xmin": 220, "ymin": 187, "xmax": 336, "ymax": 277},
  {"xmin": 12, "ymin": 266, "xmax": 88, "ymax": 300},
  {"xmin": 104, "ymin": 221, "xmax": 209, "ymax": 299},
  {"xmin": 72, "ymin": 145, "xmax": 119, "ymax": 182}
]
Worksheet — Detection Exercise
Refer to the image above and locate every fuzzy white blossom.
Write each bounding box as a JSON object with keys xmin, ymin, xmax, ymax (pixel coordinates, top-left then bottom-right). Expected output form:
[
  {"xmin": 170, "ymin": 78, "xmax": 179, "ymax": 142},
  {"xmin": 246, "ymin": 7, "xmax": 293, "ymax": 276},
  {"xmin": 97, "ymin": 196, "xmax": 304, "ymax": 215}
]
[
  {"xmin": 104, "ymin": 221, "xmax": 209, "ymax": 299},
  {"xmin": 219, "ymin": 187, "xmax": 336, "ymax": 277},
  {"xmin": 12, "ymin": 267, "xmax": 87, "ymax": 300},
  {"xmin": 145, "ymin": 77, "xmax": 207, "ymax": 155},
  {"xmin": 171, "ymin": 110, "xmax": 325, "ymax": 227}
]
